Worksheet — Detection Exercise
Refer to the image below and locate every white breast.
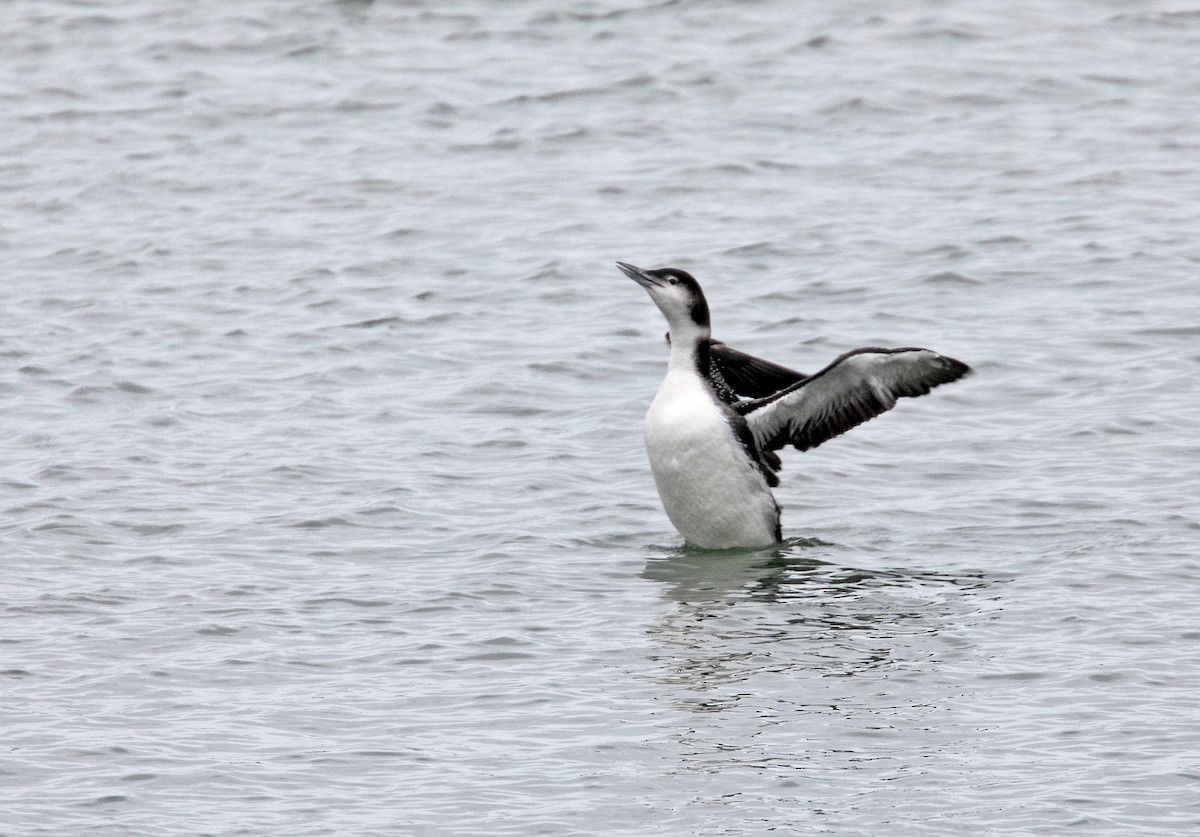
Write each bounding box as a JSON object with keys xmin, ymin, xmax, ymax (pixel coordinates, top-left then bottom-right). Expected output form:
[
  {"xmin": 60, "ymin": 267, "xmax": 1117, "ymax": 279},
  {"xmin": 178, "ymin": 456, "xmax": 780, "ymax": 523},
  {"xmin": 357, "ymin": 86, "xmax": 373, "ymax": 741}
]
[{"xmin": 643, "ymin": 369, "xmax": 780, "ymax": 549}]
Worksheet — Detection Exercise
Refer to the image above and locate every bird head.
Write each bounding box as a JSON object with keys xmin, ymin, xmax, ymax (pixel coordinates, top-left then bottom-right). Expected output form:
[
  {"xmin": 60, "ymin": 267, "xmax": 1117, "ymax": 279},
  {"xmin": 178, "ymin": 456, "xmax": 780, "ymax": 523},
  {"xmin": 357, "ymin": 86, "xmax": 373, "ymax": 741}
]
[{"xmin": 616, "ymin": 262, "xmax": 711, "ymax": 344}]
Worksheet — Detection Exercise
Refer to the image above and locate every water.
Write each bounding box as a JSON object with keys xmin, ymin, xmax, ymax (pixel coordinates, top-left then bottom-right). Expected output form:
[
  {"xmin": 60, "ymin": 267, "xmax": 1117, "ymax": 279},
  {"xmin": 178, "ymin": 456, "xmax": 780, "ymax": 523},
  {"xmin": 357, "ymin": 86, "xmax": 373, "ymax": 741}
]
[{"xmin": 3, "ymin": 1, "xmax": 1199, "ymax": 833}]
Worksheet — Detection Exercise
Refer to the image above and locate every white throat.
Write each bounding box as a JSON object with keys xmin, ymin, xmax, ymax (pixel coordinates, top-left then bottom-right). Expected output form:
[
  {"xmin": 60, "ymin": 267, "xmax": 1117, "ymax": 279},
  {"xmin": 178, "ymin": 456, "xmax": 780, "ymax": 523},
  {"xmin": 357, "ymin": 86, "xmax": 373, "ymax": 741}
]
[{"xmin": 664, "ymin": 321, "xmax": 710, "ymax": 372}]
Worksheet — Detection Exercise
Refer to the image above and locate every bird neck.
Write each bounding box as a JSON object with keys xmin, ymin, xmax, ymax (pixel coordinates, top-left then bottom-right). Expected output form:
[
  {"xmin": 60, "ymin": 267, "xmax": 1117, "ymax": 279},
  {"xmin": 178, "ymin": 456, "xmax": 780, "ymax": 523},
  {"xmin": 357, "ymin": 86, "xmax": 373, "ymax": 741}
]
[{"xmin": 667, "ymin": 326, "xmax": 711, "ymax": 373}]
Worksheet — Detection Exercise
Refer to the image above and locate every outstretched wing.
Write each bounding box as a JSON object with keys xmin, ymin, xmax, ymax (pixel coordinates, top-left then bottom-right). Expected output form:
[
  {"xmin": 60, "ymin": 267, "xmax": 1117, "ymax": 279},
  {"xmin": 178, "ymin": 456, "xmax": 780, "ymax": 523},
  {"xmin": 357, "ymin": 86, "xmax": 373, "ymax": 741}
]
[
  {"xmin": 741, "ymin": 348, "xmax": 971, "ymax": 453},
  {"xmin": 709, "ymin": 340, "xmax": 807, "ymax": 399}
]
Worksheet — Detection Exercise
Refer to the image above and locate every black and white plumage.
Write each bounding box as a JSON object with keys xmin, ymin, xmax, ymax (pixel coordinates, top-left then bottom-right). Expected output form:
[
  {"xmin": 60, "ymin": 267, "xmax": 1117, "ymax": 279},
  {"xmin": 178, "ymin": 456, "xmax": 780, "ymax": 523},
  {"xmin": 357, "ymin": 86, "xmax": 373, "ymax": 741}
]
[{"xmin": 617, "ymin": 261, "xmax": 971, "ymax": 549}]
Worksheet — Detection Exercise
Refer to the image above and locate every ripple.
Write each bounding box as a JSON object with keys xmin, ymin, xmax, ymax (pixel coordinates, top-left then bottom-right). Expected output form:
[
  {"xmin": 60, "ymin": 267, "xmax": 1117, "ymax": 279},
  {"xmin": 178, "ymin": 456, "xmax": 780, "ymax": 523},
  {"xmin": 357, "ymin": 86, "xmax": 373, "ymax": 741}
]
[{"xmin": 922, "ymin": 270, "xmax": 982, "ymax": 285}]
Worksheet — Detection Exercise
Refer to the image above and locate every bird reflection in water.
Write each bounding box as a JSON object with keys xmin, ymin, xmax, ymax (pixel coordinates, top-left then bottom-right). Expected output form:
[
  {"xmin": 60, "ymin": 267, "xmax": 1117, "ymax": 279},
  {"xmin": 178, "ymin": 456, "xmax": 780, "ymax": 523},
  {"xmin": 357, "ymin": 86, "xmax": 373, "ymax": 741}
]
[{"xmin": 641, "ymin": 539, "xmax": 997, "ymax": 711}]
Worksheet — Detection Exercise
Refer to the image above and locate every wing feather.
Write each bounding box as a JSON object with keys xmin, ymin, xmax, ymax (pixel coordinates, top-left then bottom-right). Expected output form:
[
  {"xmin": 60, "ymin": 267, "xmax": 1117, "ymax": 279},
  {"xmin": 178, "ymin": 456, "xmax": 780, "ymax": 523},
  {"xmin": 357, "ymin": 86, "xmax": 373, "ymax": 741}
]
[
  {"xmin": 743, "ymin": 348, "xmax": 971, "ymax": 453},
  {"xmin": 709, "ymin": 340, "xmax": 807, "ymax": 399}
]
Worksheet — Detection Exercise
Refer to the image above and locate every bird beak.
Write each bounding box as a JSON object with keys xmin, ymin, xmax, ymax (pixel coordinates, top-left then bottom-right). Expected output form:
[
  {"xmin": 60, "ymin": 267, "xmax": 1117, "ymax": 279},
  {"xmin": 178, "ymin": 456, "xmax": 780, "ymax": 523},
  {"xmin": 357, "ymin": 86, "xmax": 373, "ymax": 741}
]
[{"xmin": 616, "ymin": 261, "xmax": 664, "ymax": 289}]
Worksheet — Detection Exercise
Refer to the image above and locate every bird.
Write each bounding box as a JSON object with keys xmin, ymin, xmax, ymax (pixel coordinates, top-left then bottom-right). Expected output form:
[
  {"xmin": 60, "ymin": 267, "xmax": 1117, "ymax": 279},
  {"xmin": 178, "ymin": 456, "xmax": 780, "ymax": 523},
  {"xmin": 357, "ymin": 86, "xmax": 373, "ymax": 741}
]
[{"xmin": 617, "ymin": 261, "xmax": 971, "ymax": 549}]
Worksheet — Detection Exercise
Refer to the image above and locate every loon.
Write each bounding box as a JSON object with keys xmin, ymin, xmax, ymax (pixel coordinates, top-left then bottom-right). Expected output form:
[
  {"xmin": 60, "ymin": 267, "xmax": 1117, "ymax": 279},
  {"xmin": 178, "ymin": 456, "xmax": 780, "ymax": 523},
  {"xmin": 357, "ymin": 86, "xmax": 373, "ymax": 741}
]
[{"xmin": 617, "ymin": 261, "xmax": 971, "ymax": 549}]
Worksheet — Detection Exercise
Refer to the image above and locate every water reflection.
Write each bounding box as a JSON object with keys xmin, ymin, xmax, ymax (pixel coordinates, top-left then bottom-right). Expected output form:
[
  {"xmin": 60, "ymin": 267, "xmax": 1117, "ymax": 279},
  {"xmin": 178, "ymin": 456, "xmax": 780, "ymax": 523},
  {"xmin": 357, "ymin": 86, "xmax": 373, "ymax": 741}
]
[
  {"xmin": 643, "ymin": 537, "xmax": 835, "ymax": 604},
  {"xmin": 641, "ymin": 539, "xmax": 996, "ymax": 707}
]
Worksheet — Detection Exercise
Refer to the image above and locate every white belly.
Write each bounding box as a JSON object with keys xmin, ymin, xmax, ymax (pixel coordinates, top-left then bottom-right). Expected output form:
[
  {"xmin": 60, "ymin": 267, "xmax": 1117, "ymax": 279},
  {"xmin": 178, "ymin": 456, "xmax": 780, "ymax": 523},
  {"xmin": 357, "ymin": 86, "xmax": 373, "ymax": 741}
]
[{"xmin": 643, "ymin": 370, "xmax": 780, "ymax": 549}]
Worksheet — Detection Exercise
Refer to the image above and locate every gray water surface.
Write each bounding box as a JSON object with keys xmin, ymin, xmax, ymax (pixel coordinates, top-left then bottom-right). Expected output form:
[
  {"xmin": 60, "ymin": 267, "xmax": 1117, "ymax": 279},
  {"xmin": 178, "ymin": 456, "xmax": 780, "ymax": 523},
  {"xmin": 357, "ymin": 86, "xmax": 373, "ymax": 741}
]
[{"xmin": 3, "ymin": 1, "xmax": 1199, "ymax": 834}]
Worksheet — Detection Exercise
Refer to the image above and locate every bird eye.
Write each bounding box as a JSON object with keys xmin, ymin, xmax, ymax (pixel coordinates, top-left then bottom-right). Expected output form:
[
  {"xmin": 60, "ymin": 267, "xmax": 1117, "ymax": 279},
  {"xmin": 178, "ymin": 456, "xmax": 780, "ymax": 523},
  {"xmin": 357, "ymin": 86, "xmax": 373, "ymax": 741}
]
[{"xmin": 668, "ymin": 277, "xmax": 678, "ymax": 285}]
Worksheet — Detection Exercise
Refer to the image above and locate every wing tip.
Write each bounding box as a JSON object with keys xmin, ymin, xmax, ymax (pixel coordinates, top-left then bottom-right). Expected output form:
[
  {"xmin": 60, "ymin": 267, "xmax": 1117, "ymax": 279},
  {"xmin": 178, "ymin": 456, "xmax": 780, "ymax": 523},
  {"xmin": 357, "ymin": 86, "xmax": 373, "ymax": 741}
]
[{"xmin": 938, "ymin": 354, "xmax": 973, "ymax": 383}]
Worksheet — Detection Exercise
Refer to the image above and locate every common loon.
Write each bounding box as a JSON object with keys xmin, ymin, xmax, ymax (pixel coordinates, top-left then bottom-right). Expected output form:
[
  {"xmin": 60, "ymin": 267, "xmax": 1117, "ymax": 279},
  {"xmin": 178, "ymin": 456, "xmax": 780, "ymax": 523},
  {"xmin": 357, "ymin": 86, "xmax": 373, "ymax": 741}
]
[{"xmin": 617, "ymin": 261, "xmax": 971, "ymax": 549}]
